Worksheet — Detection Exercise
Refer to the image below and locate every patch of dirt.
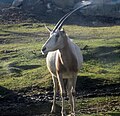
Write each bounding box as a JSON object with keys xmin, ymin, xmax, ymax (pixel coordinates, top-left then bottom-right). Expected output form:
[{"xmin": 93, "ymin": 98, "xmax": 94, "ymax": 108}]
[
  {"xmin": 0, "ymin": 82, "xmax": 120, "ymax": 115},
  {"xmin": 0, "ymin": 4, "xmax": 120, "ymax": 27}
]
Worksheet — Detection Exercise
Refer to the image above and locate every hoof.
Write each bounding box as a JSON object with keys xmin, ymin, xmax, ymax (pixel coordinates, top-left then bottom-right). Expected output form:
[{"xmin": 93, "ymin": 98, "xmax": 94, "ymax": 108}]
[
  {"xmin": 51, "ymin": 110, "xmax": 55, "ymax": 114},
  {"xmin": 71, "ymin": 112, "xmax": 75, "ymax": 116},
  {"xmin": 51, "ymin": 105, "xmax": 56, "ymax": 114},
  {"xmin": 61, "ymin": 111, "xmax": 66, "ymax": 116}
]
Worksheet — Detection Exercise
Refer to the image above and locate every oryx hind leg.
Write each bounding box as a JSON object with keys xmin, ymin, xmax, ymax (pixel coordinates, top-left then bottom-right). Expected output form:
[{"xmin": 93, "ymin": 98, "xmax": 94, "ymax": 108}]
[{"xmin": 67, "ymin": 77, "xmax": 77, "ymax": 116}]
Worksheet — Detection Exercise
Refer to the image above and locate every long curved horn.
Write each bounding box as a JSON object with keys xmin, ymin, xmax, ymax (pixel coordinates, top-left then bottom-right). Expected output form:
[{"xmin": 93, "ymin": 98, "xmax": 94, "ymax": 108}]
[
  {"xmin": 52, "ymin": 12, "xmax": 70, "ymax": 33},
  {"xmin": 52, "ymin": 1, "xmax": 91, "ymax": 32}
]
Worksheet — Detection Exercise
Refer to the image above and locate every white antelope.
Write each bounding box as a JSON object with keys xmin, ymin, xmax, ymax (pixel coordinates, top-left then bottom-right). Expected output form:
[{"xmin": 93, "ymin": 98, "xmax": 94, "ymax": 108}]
[{"xmin": 41, "ymin": 2, "xmax": 91, "ymax": 116}]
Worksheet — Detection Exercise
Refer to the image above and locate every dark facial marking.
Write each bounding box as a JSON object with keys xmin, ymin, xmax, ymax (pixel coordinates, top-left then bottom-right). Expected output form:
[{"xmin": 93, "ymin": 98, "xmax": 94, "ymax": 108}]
[
  {"xmin": 56, "ymin": 33, "xmax": 60, "ymax": 38},
  {"xmin": 55, "ymin": 33, "xmax": 59, "ymax": 42}
]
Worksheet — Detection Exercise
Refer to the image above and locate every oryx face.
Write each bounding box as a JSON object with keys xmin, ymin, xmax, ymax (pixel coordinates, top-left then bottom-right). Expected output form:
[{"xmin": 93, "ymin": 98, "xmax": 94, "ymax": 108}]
[
  {"xmin": 41, "ymin": 3, "xmax": 91, "ymax": 55},
  {"xmin": 41, "ymin": 30, "xmax": 65, "ymax": 55}
]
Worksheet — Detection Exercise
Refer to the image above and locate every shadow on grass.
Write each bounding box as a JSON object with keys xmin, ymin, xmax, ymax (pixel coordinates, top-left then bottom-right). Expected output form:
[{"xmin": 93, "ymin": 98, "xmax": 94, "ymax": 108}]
[
  {"xmin": 76, "ymin": 76, "xmax": 120, "ymax": 97},
  {"xmin": 83, "ymin": 45, "xmax": 120, "ymax": 63},
  {"xmin": 2, "ymin": 30, "xmax": 43, "ymax": 38},
  {"xmin": 15, "ymin": 64, "xmax": 41, "ymax": 70},
  {"xmin": 0, "ymin": 86, "xmax": 61, "ymax": 116},
  {"xmin": 8, "ymin": 64, "xmax": 41, "ymax": 75},
  {"xmin": 107, "ymin": 112, "xmax": 120, "ymax": 116}
]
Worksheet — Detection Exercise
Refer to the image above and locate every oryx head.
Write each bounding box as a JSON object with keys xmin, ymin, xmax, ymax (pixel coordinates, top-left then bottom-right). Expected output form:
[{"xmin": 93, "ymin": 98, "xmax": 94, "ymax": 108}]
[{"xmin": 41, "ymin": 2, "xmax": 91, "ymax": 55}]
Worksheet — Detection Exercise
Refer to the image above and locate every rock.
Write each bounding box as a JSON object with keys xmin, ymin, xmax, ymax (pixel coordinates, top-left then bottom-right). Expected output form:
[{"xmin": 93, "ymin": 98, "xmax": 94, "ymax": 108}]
[
  {"xmin": 12, "ymin": 0, "xmax": 23, "ymax": 8},
  {"xmin": 80, "ymin": 0, "xmax": 120, "ymax": 18},
  {"xmin": 11, "ymin": 0, "xmax": 47, "ymax": 15},
  {"xmin": 53, "ymin": 0, "xmax": 83, "ymax": 9}
]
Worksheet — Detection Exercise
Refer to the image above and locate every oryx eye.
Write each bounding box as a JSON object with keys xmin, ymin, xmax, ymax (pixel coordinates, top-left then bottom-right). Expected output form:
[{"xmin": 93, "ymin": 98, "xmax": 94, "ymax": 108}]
[
  {"xmin": 55, "ymin": 33, "xmax": 59, "ymax": 42},
  {"xmin": 56, "ymin": 33, "xmax": 59, "ymax": 38}
]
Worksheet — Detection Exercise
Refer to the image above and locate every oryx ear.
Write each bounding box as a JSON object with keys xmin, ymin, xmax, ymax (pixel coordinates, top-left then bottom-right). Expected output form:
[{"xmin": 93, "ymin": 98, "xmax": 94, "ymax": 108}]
[
  {"xmin": 44, "ymin": 24, "xmax": 52, "ymax": 33},
  {"xmin": 61, "ymin": 28, "xmax": 65, "ymax": 33}
]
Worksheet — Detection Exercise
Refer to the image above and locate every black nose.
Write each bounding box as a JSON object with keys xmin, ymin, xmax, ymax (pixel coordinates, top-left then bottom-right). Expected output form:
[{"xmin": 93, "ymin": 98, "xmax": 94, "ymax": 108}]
[{"xmin": 42, "ymin": 47, "xmax": 46, "ymax": 52}]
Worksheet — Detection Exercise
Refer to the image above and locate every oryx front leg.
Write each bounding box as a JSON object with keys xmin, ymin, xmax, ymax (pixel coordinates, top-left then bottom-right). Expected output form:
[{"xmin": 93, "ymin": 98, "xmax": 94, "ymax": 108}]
[
  {"xmin": 51, "ymin": 75, "xmax": 58, "ymax": 113},
  {"xmin": 57, "ymin": 73, "xmax": 66, "ymax": 116}
]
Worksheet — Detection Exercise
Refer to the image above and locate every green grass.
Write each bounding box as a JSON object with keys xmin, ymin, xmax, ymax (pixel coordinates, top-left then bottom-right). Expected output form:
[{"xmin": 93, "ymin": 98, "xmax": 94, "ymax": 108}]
[
  {"xmin": 78, "ymin": 38, "xmax": 120, "ymax": 81},
  {"xmin": 0, "ymin": 42, "xmax": 49, "ymax": 89},
  {"xmin": 0, "ymin": 23, "xmax": 120, "ymax": 115}
]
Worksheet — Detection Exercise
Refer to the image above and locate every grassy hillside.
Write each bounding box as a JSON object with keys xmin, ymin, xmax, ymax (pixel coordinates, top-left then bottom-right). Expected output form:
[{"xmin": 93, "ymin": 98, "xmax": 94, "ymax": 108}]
[{"xmin": 0, "ymin": 23, "xmax": 120, "ymax": 115}]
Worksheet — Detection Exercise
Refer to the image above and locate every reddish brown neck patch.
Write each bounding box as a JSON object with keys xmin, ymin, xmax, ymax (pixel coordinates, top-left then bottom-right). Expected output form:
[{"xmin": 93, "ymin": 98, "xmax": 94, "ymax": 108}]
[{"xmin": 56, "ymin": 36, "xmax": 78, "ymax": 73}]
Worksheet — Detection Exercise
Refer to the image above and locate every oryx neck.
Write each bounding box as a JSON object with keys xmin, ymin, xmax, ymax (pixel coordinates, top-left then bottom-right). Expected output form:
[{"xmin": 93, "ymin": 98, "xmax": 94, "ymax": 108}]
[
  {"xmin": 59, "ymin": 38, "xmax": 75, "ymax": 62},
  {"xmin": 58, "ymin": 38, "xmax": 78, "ymax": 73}
]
